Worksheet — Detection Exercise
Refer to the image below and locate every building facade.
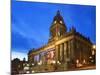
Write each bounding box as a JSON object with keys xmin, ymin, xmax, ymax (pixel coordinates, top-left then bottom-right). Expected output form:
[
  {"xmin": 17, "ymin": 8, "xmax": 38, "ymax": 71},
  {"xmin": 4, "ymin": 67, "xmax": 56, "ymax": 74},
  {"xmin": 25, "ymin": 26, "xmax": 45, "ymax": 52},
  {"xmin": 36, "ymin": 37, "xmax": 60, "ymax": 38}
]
[{"xmin": 28, "ymin": 11, "xmax": 93, "ymax": 72}]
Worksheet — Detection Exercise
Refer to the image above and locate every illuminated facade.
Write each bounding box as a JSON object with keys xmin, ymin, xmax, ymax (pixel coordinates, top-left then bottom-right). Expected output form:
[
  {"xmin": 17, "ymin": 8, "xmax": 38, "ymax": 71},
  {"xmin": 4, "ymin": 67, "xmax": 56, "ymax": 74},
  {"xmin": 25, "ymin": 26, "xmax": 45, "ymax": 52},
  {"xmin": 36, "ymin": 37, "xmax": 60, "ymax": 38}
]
[{"xmin": 28, "ymin": 11, "xmax": 94, "ymax": 72}]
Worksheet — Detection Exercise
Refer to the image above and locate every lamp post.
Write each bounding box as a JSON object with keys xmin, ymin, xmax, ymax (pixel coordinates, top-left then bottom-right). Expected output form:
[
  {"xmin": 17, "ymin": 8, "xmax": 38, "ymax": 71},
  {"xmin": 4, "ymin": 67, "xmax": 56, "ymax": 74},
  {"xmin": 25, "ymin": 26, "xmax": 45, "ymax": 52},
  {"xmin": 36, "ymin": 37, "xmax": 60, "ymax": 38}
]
[{"xmin": 91, "ymin": 45, "xmax": 96, "ymax": 64}]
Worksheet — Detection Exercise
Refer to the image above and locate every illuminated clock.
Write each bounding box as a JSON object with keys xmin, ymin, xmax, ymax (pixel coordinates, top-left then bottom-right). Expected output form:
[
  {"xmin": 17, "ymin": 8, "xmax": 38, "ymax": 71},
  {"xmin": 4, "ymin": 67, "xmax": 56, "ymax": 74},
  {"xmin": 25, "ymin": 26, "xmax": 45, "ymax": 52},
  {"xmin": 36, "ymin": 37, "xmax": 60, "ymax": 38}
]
[
  {"xmin": 54, "ymin": 21, "xmax": 56, "ymax": 24},
  {"xmin": 60, "ymin": 21, "xmax": 62, "ymax": 24}
]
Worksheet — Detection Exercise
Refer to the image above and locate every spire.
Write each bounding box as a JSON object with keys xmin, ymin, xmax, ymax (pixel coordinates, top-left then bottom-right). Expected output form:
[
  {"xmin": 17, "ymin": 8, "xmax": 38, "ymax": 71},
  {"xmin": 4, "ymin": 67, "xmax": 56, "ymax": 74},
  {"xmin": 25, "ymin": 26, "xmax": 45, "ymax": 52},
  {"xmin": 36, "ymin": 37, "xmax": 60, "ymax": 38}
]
[
  {"xmin": 49, "ymin": 10, "xmax": 67, "ymax": 40},
  {"xmin": 57, "ymin": 10, "xmax": 60, "ymax": 16},
  {"xmin": 53, "ymin": 10, "xmax": 63, "ymax": 22},
  {"xmin": 71, "ymin": 26, "xmax": 76, "ymax": 32}
]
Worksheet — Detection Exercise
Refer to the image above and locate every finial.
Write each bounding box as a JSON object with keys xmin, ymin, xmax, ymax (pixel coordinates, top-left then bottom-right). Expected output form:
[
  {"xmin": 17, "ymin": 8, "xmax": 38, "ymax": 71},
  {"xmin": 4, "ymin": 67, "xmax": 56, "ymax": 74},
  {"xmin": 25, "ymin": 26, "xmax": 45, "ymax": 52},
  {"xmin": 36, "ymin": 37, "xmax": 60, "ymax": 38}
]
[
  {"xmin": 71, "ymin": 26, "xmax": 76, "ymax": 32},
  {"xmin": 57, "ymin": 10, "xmax": 60, "ymax": 15}
]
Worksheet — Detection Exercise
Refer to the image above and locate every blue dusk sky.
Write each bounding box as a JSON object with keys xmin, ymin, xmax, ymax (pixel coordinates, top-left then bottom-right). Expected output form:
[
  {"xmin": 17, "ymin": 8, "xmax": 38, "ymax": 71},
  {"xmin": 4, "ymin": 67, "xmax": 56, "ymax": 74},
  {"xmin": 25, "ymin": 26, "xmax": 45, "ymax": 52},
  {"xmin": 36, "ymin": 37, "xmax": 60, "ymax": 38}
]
[{"xmin": 11, "ymin": 1, "xmax": 96, "ymax": 60}]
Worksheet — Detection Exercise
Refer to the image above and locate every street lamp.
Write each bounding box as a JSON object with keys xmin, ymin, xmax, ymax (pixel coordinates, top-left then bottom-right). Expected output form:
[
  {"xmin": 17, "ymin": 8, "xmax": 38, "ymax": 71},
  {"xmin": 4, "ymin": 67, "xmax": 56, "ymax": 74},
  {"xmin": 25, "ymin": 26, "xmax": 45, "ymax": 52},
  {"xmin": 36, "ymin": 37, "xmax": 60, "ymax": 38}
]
[
  {"xmin": 76, "ymin": 59, "xmax": 79, "ymax": 64},
  {"xmin": 32, "ymin": 63, "xmax": 34, "ymax": 66},
  {"xmin": 38, "ymin": 60, "xmax": 42, "ymax": 65},
  {"xmin": 93, "ymin": 45, "xmax": 96, "ymax": 49},
  {"xmin": 52, "ymin": 60, "xmax": 56, "ymax": 64},
  {"xmin": 83, "ymin": 59, "xmax": 86, "ymax": 64},
  {"xmin": 92, "ymin": 45, "xmax": 96, "ymax": 55},
  {"xmin": 57, "ymin": 61, "xmax": 61, "ymax": 65},
  {"xmin": 32, "ymin": 70, "xmax": 35, "ymax": 73},
  {"xmin": 89, "ymin": 56, "xmax": 92, "ymax": 59}
]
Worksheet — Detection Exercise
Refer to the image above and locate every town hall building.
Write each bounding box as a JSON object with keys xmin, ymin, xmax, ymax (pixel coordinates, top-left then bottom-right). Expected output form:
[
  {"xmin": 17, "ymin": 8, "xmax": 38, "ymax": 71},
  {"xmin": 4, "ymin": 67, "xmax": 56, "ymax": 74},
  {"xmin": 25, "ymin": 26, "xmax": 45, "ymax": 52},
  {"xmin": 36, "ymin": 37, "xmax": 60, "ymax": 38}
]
[{"xmin": 28, "ymin": 10, "xmax": 93, "ymax": 72}]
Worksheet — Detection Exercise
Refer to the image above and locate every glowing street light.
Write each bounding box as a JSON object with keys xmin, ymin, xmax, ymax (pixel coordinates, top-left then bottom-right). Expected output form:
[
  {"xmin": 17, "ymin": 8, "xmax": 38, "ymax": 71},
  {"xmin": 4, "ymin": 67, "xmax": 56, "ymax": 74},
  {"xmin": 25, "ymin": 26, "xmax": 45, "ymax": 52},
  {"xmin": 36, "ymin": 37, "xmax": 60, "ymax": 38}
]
[
  {"xmin": 76, "ymin": 59, "xmax": 82, "ymax": 67},
  {"xmin": 76, "ymin": 59, "xmax": 79, "ymax": 64},
  {"xmin": 52, "ymin": 60, "xmax": 56, "ymax": 64},
  {"xmin": 89, "ymin": 56, "xmax": 92, "ymax": 59},
  {"xmin": 32, "ymin": 70, "xmax": 35, "ymax": 73},
  {"xmin": 93, "ymin": 45, "xmax": 96, "ymax": 49},
  {"xmin": 38, "ymin": 60, "xmax": 42, "ymax": 65},
  {"xmin": 92, "ymin": 45, "xmax": 96, "ymax": 55},
  {"xmin": 57, "ymin": 61, "xmax": 61, "ymax": 64},
  {"xmin": 83, "ymin": 59, "xmax": 86, "ymax": 64},
  {"xmin": 38, "ymin": 62, "xmax": 41, "ymax": 65},
  {"xmin": 26, "ymin": 71, "xmax": 30, "ymax": 74},
  {"xmin": 32, "ymin": 63, "xmax": 34, "ymax": 66}
]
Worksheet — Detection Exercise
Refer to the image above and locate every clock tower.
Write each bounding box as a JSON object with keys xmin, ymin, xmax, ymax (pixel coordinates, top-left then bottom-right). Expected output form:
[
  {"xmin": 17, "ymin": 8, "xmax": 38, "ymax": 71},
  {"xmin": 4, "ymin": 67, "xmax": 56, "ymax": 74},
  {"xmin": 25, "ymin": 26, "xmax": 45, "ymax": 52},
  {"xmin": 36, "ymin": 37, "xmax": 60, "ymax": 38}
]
[{"xmin": 49, "ymin": 10, "xmax": 67, "ymax": 41}]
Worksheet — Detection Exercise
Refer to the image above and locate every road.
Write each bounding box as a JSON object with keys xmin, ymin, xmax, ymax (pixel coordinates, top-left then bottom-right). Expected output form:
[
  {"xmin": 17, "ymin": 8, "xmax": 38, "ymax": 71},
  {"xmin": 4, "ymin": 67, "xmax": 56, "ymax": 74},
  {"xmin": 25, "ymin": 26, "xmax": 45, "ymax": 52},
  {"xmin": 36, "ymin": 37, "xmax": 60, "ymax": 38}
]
[{"xmin": 78, "ymin": 65, "xmax": 96, "ymax": 70}]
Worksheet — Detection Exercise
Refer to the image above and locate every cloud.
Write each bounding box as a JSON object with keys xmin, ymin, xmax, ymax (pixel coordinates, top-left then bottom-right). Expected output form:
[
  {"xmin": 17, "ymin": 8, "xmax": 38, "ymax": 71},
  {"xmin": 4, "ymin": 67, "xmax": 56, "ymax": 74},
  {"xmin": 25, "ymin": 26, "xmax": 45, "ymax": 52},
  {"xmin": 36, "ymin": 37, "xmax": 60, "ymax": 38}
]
[
  {"xmin": 11, "ymin": 15, "xmax": 48, "ymax": 53},
  {"xmin": 11, "ymin": 1, "xmax": 96, "ymax": 55},
  {"xmin": 11, "ymin": 28, "xmax": 42, "ymax": 53}
]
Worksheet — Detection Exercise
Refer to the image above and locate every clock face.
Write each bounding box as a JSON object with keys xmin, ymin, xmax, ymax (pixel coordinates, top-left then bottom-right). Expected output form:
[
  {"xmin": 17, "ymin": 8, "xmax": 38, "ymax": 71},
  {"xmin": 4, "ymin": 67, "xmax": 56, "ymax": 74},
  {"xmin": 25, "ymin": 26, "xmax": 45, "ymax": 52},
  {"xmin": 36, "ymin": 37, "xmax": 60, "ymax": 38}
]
[
  {"xmin": 60, "ymin": 21, "xmax": 62, "ymax": 24},
  {"xmin": 54, "ymin": 21, "xmax": 56, "ymax": 24}
]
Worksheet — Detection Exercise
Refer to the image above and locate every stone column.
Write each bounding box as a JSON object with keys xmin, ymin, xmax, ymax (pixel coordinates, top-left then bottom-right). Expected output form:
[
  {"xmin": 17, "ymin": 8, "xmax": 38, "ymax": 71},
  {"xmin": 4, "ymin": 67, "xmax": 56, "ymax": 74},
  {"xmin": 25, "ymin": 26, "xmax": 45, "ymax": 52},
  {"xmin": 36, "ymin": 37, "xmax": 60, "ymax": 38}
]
[
  {"xmin": 68, "ymin": 41, "xmax": 70, "ymax": 59},
  {"xmin": 60, "ymin": 44, "xmax": 63, "ymax": 62},
  {"xmin": 62, "ymin": 43, "xmax": 64, "ymax": 62},
  {"xmin": 64, "ymin": 42, "xmax": 67, "ymax": 62},
  {"xmin": 55, "ymin": 45, "xmax": 59, "ymax": 62},
  {"xmin": 39, "ymin": 53, "xmax": 41, "ymax": 62},
  {"xmin": 66, "ymin": 41, "xmax": 70, "ymax": 62},
  {"xmin": 70, "ymin": 40, "xmax": 74, "ymax": 60}
]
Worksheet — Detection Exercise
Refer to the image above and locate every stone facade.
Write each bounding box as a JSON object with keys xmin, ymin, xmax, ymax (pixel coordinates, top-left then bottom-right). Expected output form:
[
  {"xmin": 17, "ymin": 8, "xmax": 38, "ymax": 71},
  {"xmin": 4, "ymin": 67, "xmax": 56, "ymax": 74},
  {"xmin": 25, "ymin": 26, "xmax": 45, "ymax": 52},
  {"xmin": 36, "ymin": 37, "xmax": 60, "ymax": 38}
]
[{"xmin": 28, "ymin": 10, "xmax": 93, "ymax": 72}]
